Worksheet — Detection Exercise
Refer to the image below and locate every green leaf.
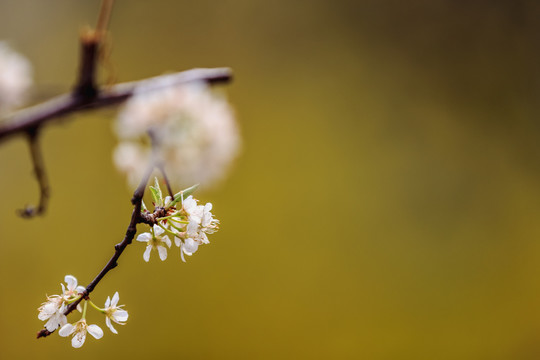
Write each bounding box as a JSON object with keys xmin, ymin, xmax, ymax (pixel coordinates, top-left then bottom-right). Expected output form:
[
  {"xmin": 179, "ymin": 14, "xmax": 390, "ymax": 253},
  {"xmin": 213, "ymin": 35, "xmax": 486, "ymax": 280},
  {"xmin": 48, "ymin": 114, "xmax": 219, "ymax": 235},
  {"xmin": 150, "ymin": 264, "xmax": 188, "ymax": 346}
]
[
  {"xmin": 168, "ymin": 183, "xmax": 199, "ymax": 208},
  {"xmin": 149, "ymin": 177, "xmax": 163, "ymax": 206}
]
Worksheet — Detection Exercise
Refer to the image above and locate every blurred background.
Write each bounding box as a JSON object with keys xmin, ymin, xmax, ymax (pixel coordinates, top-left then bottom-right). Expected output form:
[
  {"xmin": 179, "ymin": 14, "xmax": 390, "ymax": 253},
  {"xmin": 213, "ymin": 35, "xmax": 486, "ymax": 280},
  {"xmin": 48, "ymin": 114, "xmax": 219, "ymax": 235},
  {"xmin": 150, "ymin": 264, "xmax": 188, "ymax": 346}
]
[{"xmin": 0, "ymin": 0, "xmax": 540, "ymax": 359}]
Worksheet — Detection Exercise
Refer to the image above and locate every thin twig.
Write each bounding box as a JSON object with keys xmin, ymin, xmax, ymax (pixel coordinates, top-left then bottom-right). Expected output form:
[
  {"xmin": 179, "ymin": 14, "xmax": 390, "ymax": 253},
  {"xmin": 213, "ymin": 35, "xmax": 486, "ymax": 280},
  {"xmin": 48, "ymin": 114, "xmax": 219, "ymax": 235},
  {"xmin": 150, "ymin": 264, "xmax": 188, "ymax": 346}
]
[
  {"xmin": 18, "ymin": 128, "xmax": 50, "ymax": 218},
  {"xmin": 37, "ymin": 163, "xmax": 155, "ymax": 339},
  {"xmin": 95, "ymin": 0, "xmax": 115, "ymax": 39},
  {"xmin": 0, "ymin": 67, "xmax": 232, "ymax": 144},
  {"xmin": 159, "ymin": 164, "xmax": 175, "ymax": 198}
]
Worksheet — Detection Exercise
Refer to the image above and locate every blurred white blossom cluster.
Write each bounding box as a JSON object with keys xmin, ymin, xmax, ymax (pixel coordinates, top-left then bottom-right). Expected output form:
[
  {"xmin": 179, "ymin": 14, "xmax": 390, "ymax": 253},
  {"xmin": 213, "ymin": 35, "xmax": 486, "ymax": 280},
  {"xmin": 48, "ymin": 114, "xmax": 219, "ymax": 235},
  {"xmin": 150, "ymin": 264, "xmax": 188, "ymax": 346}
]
[
  {"xmin": 0, "ymin": 41, "xmax": 32, "ymax": 115},
  {"xmin": 38, "ymin": 275, "xmax": 128, "ymax": 348},
  {"xmin": 113, "ymin": 80, "xmax": 240, "ymax": 189},
  {"xmin": 137, "ymin": 178, "xmax": 219, "ymax": 262}
]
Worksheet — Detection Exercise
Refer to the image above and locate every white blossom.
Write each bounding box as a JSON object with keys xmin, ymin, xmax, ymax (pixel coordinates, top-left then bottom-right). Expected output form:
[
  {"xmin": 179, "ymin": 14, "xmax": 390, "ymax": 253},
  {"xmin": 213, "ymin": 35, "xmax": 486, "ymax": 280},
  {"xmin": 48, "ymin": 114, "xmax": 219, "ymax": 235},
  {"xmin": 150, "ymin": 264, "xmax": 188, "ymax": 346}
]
[
  {"xmin": 179, "ymin": 236, "xmax": 200, "ymax": 262},
  {"xmin": 59, "ymin": 319, "xmax": 103, "ymax": 348},
  {"xmin": 200, "ymin": 202, "xmax": 219, "ymax": 234},
  {"xmin": 38, "ymin": 297, "xmax": 67, "ymax": 331},
  {"xmin": 62, "ymin": 275, "xmax": 86, "ymax": 300},
  {"xmin": 37, "ymin": 275, "xmax": 86, "ymax": 331},
  {"xmin": 0, "ymin": 42, "xmax": 32, "ymax": 114},
  {"xmin": 136, "ymin": 224, "xmax": 172, "ymax": 262},
  {"xmin": 173, "ymin": 196, "xmax": 219, "ymax": 262},
  {"xmin": 139, "ymin": 181, "xmax": 220, "ymax": 263},
  {"xmin": 182, "ymin": 195, "xmax": 203, "ymax": 222},
  {"xmin": 104, "ymin": 292, "xmax": 129, "ymax": 334},
  {"xmin": 113, "ymin": 82, "xmax": 240, "ymax": 189}
]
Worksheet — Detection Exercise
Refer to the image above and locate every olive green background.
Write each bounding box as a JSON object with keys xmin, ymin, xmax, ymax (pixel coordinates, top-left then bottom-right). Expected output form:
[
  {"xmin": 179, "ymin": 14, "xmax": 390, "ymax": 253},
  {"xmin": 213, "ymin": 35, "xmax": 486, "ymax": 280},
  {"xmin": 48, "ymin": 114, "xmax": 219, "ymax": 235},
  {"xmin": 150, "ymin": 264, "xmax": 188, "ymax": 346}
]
[{"xmin": 1, "ymin": 1, "xmax": 540, "ymax": 359}]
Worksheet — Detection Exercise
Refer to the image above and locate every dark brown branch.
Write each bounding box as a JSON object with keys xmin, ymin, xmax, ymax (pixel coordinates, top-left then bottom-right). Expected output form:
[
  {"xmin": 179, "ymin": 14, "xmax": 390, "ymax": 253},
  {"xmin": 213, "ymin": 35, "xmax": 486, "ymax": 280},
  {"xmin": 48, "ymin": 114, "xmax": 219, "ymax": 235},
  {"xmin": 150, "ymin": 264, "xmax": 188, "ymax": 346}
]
[
  {"xmin": 33, "ymin": 0, "xmax": 232, "ymax": 341},
  {"xmin": 19, "ymin": 32, "xmax": 100, "ymax": 219},
  {"xmin": 158, "ymin": 164, "xmax": 175, "ymax": 198},
  {"xmin": 18, "ymin": 128, "xmax": 50, "ymax": 218},
  {"xmin": 72, "ymin": 35, "xmax": 100, "ymax": 99},
  {"xmin": 0, "ymin": 67, "xmax": 232, "ymax": 144},
  {"xmin": 37, "ymin": 163, "xmax": 155, "ymax": 339}
]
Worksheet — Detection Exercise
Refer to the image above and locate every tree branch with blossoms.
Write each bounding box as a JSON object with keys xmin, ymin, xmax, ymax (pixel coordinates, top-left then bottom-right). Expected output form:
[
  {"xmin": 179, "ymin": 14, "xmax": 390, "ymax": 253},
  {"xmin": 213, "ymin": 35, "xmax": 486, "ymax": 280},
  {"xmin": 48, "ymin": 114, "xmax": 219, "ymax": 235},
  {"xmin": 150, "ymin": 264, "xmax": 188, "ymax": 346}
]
[
  {"xmin": 0, "ymin": 0, "xmax": 239, "ymax": 348},
  {"xmin": 36, "ymin": 162, "xmax": 153, "ymax": 339}
]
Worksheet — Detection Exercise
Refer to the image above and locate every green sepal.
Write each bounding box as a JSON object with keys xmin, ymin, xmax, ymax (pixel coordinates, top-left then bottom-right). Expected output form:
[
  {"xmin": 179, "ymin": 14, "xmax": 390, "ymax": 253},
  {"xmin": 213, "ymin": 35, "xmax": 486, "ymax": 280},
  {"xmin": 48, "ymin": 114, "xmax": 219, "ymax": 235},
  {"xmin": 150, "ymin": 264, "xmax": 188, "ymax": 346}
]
[
  {"xmin": 168, "ymin": 183, "xmax": 199, "ymax": 208},
  {"xmin": 149, "ymin": 177, "xmax": 163, "ymax": 206}
]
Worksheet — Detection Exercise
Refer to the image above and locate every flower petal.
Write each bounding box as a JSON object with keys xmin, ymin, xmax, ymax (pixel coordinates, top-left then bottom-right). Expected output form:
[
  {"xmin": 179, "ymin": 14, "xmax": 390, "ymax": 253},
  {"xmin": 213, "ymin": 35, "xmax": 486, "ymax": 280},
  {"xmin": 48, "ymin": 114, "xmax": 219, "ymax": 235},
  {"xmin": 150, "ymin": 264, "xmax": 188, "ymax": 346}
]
[
  {"xmin": 184, "ymin": 238, "xmax": 199, "ymax": 254},
  {"xmin": 136, "ymin": 232, "xmax": 152, "ymax": 243},
  {"xmin": 45, "ymin": 314, "xmax": 66, "ymax": 331},
  {"xmin": 113, "ymin": 309, "xmax": 129, "ymax": 322},
  {"xmin": 76, "ymin": 286, "xmax": 86, "ymax": 293},
  {"xmin": 106, "ymin": 316, "xmax": 118, "ymax": 334},
  {"xmin": 64, "ymin": 275, "xmax": 77, "ymax": 291},
  {"xmin": 38, "ymin": 311, "xmax": 51, "ymax": 321},
  {"xmin": 143, "ymin": 245, "xmax": 152, "ymax": 262},
  {"xmin": 38, "ymin": 301, "xmax": 58, "ymax": 320},
  {"xmin": 180, "ymin": 245, "xmax": 186, "ymax": 262},
  {"xmin": 201, "ymin": 232, "xmax": 209, "ymax": 244},
  {"xmin": 58, "ymin": 323, "xmax": 74, "ymax": 337},
  {"xmin": 59, "ymin": 314, "xmax": 68, "ymax": 327},
  {"xmin": 187, "ymin": 220, "xmax": 199, "ymax": 235},
  {"xmin": 164, "ymin": 195, "xmax": 172, "ymax": 207},
  {"xmin": 183, "ymin": 196, "xmax": 196, "ymax": 210},
  {"xmin": 163, "ymin": 235, "xmax": 172, "ymax": 248},
  {"xmin": 87, "ymin": 324, "xmax": 103, "ymax": 339},
  {"xmin": 153, "ymin": 224, "xmax": 164, "ymax": 236},
  {"xmin": 111, "ymin": 292, "xmax": 119, "ymax": 307},
  {"xmin": 157, "ymin": 245, "xmax": 168, "ymax": 261},
  {"xmin": 105, "ymin": 296, "xmax": 111, "ymax": 308},
  {"xmin": 174, "ymin": 236, "xmax": 182, "ymax": 247},
  {"xmin": 72, "ymin": 332, "xmax": 86, "ymax": 348}
]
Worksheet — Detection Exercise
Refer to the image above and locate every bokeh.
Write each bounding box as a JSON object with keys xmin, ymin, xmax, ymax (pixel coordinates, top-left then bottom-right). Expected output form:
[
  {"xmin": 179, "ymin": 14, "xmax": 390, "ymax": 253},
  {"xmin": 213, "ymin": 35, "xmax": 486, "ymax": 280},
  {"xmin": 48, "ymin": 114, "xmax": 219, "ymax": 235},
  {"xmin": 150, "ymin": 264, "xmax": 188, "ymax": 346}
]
[{"xmin": 1, "ymin": 0, "xmax": 540, "ymax": 359}]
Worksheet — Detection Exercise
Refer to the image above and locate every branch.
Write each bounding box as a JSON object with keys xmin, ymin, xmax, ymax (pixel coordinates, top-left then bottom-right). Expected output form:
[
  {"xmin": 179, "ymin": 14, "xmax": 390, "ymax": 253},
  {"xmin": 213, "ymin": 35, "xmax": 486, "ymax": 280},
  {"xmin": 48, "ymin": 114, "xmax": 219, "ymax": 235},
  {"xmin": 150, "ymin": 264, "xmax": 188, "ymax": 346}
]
[
  {"xmin": 158, "ymin": 164, "xmax": 175, "ymax": 198},
  {"xmin": 95, "ymin": 0, "xmax": 115, "ymax": 40},
  {"xmin": 32, "ymin": 0, "xmax": 233, "ymax": 340},
  {"xmin": 0, "ymin": 67, "xmax": 232, "ymax": 144},
  {"xmin": 18, "ymin": 128, "xmax": 50, "ymax": 218},
  {"xmin": 37, "ymin": 163, "xmax": 155, "ymax": 339}
]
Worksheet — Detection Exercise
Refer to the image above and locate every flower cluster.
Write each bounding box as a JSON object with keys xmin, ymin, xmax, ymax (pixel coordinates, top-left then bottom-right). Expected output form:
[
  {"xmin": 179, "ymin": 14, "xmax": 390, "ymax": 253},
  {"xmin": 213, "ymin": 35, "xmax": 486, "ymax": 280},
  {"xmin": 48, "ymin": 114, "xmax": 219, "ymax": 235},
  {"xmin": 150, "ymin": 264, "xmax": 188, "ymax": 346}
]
[
  {"xmin": 38, "ymin": 275, "xmax": 85, "ymax": 332},
  {"xmin": 0, "ymin": 41, "xmax": 32, "ymax": 114},
  {"xmin": 113, "ymin": 81, "xmax": 240, "ymax": 189},
  {"xmin": 136, "ymin": 178, "xmax": 219, "ymax": 262},
  {"xmin": 37, "ymin": 275, "xmax": 129, "ymax": 348}
]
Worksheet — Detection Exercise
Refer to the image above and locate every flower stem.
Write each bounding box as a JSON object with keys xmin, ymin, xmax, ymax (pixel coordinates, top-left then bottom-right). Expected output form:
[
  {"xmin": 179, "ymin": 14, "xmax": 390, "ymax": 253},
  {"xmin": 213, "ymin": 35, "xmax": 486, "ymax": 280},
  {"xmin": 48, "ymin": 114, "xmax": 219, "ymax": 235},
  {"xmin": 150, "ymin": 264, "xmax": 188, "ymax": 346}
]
[
  {"xmin": 82, "ymin": 300, "xmax": 88, "ymax": 320},
  {"xmin": 156, "ymin": 214, "xmax": 188, "ymax": 223},
  {"xmin": 88, "ymin": 300, "xmax": 106, "ymax": 313},
  {"xmin": 67, "ymin": 295, "xmax": 81, "ymax": 304},
  {"xmin": 157, "ymin": 223, "xmax": 180, "ymax": 238}
]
